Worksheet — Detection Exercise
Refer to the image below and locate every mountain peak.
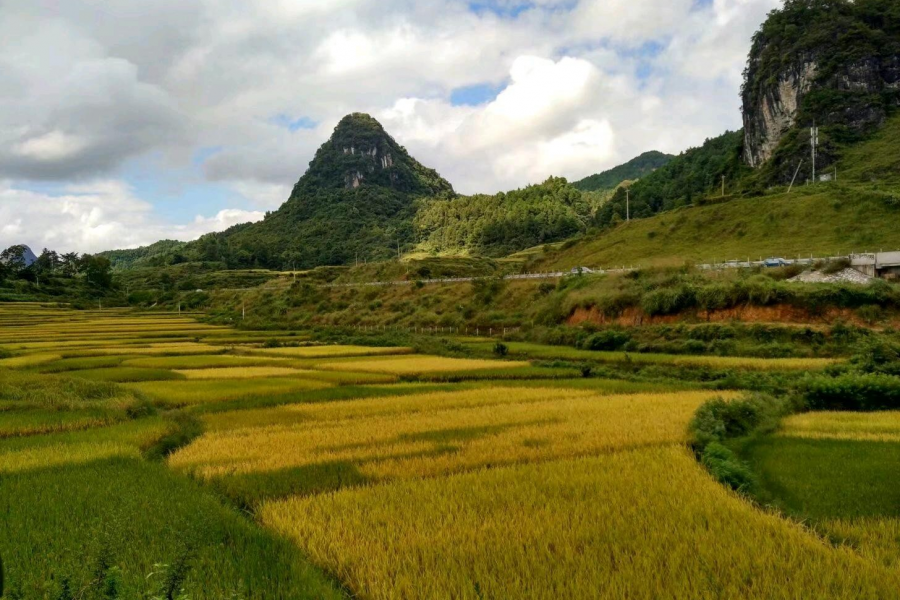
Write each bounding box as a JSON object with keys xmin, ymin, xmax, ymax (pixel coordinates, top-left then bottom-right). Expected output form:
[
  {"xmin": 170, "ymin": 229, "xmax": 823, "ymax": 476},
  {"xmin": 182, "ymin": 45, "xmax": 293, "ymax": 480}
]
[{"xmin": 293, "ymin": 113, "xmax": 454, "ymax": 197}]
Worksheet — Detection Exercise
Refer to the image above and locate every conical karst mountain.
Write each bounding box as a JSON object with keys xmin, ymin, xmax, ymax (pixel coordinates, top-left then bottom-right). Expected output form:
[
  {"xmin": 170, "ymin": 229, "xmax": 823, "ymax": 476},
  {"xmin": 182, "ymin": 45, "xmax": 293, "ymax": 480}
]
[{"xmin": 193, "ymin": 113, "xmax": 454, "ymax": 269}]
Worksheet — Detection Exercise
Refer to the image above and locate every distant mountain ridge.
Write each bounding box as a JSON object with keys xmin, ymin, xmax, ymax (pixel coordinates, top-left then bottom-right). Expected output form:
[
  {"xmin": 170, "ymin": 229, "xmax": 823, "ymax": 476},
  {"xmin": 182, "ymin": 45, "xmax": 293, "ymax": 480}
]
[{"xmin": 572, "ymin": 151, "xmax": 674, "ymax": 192}]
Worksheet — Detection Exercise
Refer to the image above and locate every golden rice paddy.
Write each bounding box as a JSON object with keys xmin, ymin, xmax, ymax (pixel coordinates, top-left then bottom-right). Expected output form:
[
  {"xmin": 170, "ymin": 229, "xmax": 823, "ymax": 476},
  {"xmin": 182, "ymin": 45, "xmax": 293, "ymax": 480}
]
[
  {"xmin": 174, "ymin": 366, "xmax": 310, "ymax": 379},
  {"xmin": 318, "ymin": 355, "xmax": 530, "ymax": 374},
  {"xmin": 262, "ymin": 447, "xmax": 900, "ymax": 600},
  {"xmin": 251, "ymin": 345, "xmax": 414, "ymax": 358},
  {"xmin": 778, "ymin": 411, "xmax": 900, "ymax": 442},
  {"xmin": 3, "ymin": 303, "xmax": 896, "ymax": 598},
  {"xmin": 170, "ymin": 389, "xmax": 733, "ymax": 481}
]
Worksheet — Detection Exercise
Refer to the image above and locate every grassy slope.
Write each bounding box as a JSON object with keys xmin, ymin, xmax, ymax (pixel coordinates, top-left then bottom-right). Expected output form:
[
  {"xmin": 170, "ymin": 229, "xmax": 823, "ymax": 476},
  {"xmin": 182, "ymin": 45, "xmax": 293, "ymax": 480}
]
[{"xmin": 535, "ymin": 116, "xmax": 900, "ymax": 271}]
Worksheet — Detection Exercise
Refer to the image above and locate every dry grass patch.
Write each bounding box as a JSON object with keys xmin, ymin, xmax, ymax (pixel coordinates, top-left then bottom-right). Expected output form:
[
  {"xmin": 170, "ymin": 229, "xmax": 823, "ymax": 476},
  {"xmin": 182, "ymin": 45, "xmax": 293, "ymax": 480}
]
[{"xmin": 262, "ymin": 447, "xmax": 900, "ymax": 600}]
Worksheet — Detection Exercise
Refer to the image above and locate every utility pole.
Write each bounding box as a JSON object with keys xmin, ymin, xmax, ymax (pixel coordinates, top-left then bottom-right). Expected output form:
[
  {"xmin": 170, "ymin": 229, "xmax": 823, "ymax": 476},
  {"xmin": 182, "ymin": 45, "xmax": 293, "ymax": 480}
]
[
  {"xmin": 811, "ymin": 122, "xmax": 819, "ymax": 184},
  {"xmin": 626, "ymin": 188, "xmax": 630, "ymax": 222},
  {"xmin": 242, "ymin": 300, "xmax": 245, "ymax": 321},
  {"xmin": 722, "ymin": 175, "xmax": 726, "ymax": 198},
  {"xmin": 788, "ymin": 160, "xmax": 804, "ymax": 193}
]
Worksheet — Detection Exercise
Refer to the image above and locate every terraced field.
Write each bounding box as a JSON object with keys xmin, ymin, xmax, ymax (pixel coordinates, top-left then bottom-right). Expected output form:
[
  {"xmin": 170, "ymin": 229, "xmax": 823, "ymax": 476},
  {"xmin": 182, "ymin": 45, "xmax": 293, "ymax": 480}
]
[{"xmin": 0, "ymin": 302, "xmax": 896, "ymax": 599}]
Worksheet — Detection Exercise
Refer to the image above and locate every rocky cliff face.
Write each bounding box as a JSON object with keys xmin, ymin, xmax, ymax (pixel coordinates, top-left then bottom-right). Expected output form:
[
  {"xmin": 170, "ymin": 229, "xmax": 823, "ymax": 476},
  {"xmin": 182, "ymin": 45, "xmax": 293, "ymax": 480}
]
[
  {"xmin": 742, "ymin": 59, "xmax": 818, "ymax": 168},
  {"xmin": 740, "ymin": 0, "xmax": 900, "ymax": 180},
  {"xmin": 292, "ymin": 112, "xmax": 453, "ymax": 198},
  {"xmin": 743, "ymin": 54, "xmax": 900, "ymax": 169}
]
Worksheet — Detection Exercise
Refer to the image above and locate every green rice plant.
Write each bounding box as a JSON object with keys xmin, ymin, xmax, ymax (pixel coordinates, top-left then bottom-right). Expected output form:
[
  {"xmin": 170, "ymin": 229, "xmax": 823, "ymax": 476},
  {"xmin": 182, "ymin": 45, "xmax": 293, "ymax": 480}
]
[
  {"xmin": 65, "ymin": 367, "xmax": 185, "ymax": 383},
  {"xmin": 37, "ymin": 355, "xmax": 138, "ymax": 373},
  {"xmin": 123, "ymin": 378, "xmax": 333, "ymax": 407},
  {"xmin": 0, "ymin": 458, "xmax": 343, "ymax": 599},
  {"xmin": 0, "ymin": 408, "xmax": 126, "ymax": 439},
  {"xmin": 0, "ymin": 352, "xmax": 62, "ymax": 368},
  {"xmin": 0, "ymin": 370, "xmax": 134, "ymax": 410}
]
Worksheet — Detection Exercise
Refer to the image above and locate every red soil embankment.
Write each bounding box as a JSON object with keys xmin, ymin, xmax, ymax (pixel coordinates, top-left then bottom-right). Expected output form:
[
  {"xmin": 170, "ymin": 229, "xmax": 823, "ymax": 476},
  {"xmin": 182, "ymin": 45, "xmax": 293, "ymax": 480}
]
[{"xmin": 567, "ymin": 304, "xmax": 873, "ymax": 327}]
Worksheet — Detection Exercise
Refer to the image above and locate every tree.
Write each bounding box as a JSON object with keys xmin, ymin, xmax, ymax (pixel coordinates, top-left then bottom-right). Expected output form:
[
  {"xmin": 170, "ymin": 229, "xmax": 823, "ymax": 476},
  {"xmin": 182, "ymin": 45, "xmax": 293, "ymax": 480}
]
[
  {"xmin": 0, "ymin": 245, "xmax": 27, "ymax": 275},
  {"xmin": 81, "ymin": 255, "xmax": 113, "ymax": 289},
  {"xmin": 60, "ymin": 252, "xmax": 80, "ymax": 277}
]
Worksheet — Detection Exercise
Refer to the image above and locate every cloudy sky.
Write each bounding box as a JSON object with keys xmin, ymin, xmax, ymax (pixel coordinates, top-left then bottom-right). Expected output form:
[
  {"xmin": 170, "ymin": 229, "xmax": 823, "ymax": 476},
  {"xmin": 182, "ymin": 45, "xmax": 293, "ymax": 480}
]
[{"xmin": 0, "ymin": 0, "xmax": 781, "ymax": 253}]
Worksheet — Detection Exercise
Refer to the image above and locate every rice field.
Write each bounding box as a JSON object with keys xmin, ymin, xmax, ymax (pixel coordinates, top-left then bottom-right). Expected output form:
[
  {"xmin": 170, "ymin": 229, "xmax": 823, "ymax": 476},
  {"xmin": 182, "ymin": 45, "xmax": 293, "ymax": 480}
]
[
  {"xmin": 250, "ymin": 345, "xmax": 414, "ymax": 358},
  {"xmin": 744, "ymin": 410, "xmax": 900, "ymax": 574},
  {"xmin": 262, "ymin": 447, "xmax": 900, "ymax": 600},
  {"xmin": 318, "ymin": 355, "xmax": 531, "ymax": 374},
  {"xmin": 1, "ymin": 303, "xmax": 895, "ymax": 598},
  {"xmin": 170, "ymin": 389, "xmax": 729, "ymax": 484},
  {"xmin": 123, "ymin": 377, "xmax": 333, "ymax": 406},
  {"xmin": 778, "ymin": 410, "xmax": 900, "ymax": 442}
]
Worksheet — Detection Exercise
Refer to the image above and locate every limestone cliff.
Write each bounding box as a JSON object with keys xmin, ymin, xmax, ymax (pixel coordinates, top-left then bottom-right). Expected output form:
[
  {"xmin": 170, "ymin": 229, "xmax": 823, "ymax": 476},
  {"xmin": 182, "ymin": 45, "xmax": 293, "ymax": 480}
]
[{"xmin": 741, "ymin": 0, "xmax": 900, "ymax": 181}]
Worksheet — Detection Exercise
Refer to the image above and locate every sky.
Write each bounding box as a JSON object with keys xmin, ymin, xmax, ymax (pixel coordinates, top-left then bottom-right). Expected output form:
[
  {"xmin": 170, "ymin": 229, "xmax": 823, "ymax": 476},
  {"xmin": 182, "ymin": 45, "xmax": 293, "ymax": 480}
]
[{"xmin": 0, "ymin": 0, "xmax": 782, "ymax": 254}]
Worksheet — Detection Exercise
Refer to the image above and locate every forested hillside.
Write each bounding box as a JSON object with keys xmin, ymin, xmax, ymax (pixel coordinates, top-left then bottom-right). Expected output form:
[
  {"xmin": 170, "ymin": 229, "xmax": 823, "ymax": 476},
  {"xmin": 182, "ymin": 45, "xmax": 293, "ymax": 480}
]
[
  {"xmin": 572, "ymin": 151, "xmax": 673, "ymax": 192},
  {"xmin": 414, "ymin": 177, "xmax": 589, "ymax": 257},
  {"xmin": 101, "ymin": 239, "xmax": 186, "ymax": 270},
  {"xmin": 593, "ymin": 131, "xmax": 747, "ymax": 229}
]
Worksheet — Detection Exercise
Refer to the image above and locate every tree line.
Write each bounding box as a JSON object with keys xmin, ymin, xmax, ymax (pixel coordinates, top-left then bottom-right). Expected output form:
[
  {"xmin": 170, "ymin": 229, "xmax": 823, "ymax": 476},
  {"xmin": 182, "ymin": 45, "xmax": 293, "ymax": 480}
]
[{"xmin": 1, "ymin": 245, "xmax": 113, "ymax": 290}]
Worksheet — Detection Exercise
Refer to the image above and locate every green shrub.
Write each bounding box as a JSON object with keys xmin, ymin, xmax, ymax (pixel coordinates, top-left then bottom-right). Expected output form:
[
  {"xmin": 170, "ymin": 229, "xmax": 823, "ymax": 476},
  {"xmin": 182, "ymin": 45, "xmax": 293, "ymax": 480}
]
[
  {"xmin": 700, "ymin": 442, "xmax": 756, "ymax": 493},
  {"xmin": 582, "ymin": 330, "xmax": 630, "ymax": 351},
  {"xmin": 640, "ymin": 286, "xmax": 696, "ymax": 316},
  {"xmin": 689, "ymin": 393, "xmax": 790, "ymax": 451},
  {"xmin": 493, "ymin": 342, "xmax": 509, "ymax": 357},
  {"xmin": 802, "ymin": 373, "xmax": 900, "ymax": 411}
]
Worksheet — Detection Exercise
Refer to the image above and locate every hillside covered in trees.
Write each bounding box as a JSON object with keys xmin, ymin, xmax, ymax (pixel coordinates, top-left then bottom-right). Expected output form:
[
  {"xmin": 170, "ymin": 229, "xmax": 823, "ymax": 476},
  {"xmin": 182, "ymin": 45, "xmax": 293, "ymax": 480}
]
[
  {"xmin": 414, "ymin": 177, "xmax": 590, "ymax": 257},
  {"xmin": 593, "ymin": 131, "xmax": 747, "ymax": 229},
  {"xmin": 572, "ymin": 151, "xmax": 673, "ymax": 192}
]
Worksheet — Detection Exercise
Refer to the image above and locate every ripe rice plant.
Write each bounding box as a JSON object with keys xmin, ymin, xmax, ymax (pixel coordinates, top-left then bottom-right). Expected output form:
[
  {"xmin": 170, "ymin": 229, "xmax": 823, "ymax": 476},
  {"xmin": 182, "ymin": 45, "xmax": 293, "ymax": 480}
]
[
  {"xmin": 778, "ymin": 411, "xmax": 900, "ymax": 442},
  {"xmin": 175, "ymin": 366, "xmax": 309, "ymax": 379},
  {"xmin": 171, "ymin": 390, "xmax": 728, "ymax": 485},
  {"xmin": 251, "ymin": 345, "xmax": 414, "ymax": 358},
  {"xmin": 122, "ymin": 354, "xmax": 293, "ymax": 369},
  {"xmin": 61, "ymin": 343, "xmax": 225, "ymax": 357},
  {"xmin": 318, "ymin": 355, "xmax": 530, "ymax": 375},
  {"xmin": 822, "ymin": 517, "xmax": 900, "ymax": 569},
  {"xmin": 262, "ymin": 447, "xmax": 900, "ymax": 600}
]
